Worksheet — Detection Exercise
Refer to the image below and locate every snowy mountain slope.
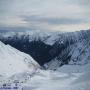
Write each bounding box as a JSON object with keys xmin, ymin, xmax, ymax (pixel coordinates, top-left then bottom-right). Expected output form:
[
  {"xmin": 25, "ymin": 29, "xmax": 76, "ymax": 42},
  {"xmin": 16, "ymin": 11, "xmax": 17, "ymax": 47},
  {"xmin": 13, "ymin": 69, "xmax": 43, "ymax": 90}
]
[
  {"xmin": 22, "ymin": 64, "xmax": 90, "ymax": 90},
  {"xmin": 0, "ymin": 31, "xmax": 53, "ymax": 44},
  {"xmin": 0, "ymin": 41, "xmax": 40, "ymax": 77},
  {"xmin": 0, "ymin": 29, "xmax": 90, "ymax": 66},
  {"xmin": 0, "ymin": 30, "xmax": 90, "ymax": 90},
  {"xmin": 44, "ymin": 36, "xmax": 90, "ymax": 70}
]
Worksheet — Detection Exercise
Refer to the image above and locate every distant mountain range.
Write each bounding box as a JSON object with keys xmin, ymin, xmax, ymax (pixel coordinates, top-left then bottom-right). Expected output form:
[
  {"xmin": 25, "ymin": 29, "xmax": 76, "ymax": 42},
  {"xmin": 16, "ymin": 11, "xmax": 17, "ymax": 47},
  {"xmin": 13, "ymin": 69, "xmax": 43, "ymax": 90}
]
[{"xmin": 0, "ymin": 29, "xmax": 90, "ymax": 70}]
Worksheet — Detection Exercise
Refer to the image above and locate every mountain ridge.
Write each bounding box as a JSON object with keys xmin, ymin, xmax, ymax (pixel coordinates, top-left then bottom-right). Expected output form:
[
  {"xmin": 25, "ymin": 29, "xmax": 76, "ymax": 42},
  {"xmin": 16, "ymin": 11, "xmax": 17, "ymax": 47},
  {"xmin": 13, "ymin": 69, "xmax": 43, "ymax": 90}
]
[{"xmin": 0, "ymin": 29, "xmax": 90, "ymax": 67}]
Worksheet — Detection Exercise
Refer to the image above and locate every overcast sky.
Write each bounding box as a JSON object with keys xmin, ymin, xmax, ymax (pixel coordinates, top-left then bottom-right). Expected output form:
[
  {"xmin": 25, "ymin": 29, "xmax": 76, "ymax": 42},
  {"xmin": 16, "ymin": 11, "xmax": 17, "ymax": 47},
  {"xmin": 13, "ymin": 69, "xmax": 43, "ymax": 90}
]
[{"xmin": 0, "ymin": 0, "xmax": 90, "ymax": 32}]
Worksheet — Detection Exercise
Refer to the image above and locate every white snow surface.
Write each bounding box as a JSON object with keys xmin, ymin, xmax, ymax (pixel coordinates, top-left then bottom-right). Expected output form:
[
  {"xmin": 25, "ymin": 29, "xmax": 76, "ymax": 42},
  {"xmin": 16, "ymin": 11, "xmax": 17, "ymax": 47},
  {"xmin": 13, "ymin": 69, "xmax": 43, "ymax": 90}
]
[
  {"xmin": 0, "ymin": 41, "xmax": 40, "ymax": 77},
  {"xmin": 22, "ymin": 63, "xmax": 90, "ymax": 90}
]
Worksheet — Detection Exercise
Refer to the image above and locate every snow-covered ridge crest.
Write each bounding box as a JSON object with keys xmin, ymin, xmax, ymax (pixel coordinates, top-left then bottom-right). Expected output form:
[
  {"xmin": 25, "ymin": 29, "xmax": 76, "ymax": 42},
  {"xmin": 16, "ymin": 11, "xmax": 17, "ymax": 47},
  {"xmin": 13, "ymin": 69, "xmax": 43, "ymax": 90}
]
[{"xmin": 0, "ymin": 41, "xmax": 40, "ymax": 77}]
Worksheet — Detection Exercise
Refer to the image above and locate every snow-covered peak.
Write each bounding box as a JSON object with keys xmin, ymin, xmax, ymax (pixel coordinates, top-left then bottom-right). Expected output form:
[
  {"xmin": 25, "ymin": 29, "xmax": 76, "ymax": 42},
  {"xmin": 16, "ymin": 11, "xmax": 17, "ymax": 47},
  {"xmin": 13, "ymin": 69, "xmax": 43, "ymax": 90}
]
[{"xmin": 0, "ymin": 41, "xmax": 40, "ymax": 77}]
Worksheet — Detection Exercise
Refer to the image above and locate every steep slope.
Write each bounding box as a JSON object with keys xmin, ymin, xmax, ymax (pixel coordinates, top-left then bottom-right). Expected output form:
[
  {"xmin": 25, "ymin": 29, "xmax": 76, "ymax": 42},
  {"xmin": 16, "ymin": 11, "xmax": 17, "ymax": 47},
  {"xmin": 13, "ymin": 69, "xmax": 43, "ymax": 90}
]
[
  {"xmin": 44, "ymin": 37, "xmax": 90, "ymax": 70},
  {"xmin": 0, "ymin": 41, "xmax": 40, "ymax": 77},
  {"xmin": 0, "ymin": 29, "xmax": 90, "ymax": 66},
  {"xmin": 0, "ymin": 29, "xmax": 90, "ymax": 90}
]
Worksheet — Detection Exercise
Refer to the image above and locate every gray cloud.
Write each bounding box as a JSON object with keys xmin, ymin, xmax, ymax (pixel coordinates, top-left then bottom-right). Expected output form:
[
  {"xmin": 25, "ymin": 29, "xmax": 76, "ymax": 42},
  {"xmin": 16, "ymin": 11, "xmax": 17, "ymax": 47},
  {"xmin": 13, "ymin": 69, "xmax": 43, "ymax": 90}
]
[
  {"xmin": 0, "ymin": 25, "xmax": 38, "ymax": 31},
  {"xmin": 76, "ymin": 0, "xmax": 90, "ymax": 18},
  {"xmin": 0, "ymin": 0, "xmax": 90, "ymax": 31},
  {"xmin": 69, "ymin": 0, "xmax": 90, "ymax": 6},
  {"xmin": 78, "ymin": 0, "xmax": 90, "ymax": 6},
  {"xmin": 23, "ymin": 15, "xmax": 87, "ymax": 25},
  {"xmin": 0, "ymin": 0, "xmax": 13, "ymax": 16}
]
